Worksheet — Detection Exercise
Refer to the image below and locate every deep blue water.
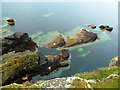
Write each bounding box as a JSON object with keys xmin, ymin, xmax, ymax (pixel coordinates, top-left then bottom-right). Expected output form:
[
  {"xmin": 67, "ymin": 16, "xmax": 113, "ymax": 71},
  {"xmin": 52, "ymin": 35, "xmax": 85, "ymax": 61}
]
[{"xmin": 2, "ymin": 2, "xmax": 118, "ymax": 80}]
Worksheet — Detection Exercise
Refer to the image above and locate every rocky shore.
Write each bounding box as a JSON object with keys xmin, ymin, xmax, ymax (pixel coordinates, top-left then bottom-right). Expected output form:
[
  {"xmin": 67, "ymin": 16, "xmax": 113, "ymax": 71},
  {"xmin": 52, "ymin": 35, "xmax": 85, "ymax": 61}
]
[
  {"xmin": 0, "ymin": 18, "xmax": 117, "ymax": 89},
  {"xmin": 1, "ymin": 57, "xmax": 119, "ymax": 89},
  {"xmin": 1, "ymin": 32, "xmax": 70, "ymax": 86}
]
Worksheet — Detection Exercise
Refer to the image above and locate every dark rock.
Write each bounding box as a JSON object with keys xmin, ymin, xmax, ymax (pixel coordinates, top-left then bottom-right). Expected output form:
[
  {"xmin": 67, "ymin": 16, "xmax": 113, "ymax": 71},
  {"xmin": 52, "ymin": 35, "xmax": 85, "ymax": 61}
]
[
  {"xmin": 1, "ymin": 32, "xmax": 38, "ymax": 55},
  {"xmin": 99, "ymin": 25, "xmax": 108, "ymax": 29},
  {"xmin": 8, "ymin": 22, "xmax": 15, "ymax": 26},
  {"xmin": 87, "ymin": 24, "xmax": 96, "ymax": 29},
  {"xmin": 105, "ymin": 27, "xmax": 113, "ymax": 32},
  {"xmin": 99, "ymin": 25, "xmax": 113, "ymax": 32},
  {"xmin": 6, "ymin": 18, "xmax": 14, "ymax": 22},
  {"xmin": 6, "ymin": 18, "xmax": 15, "ymax": 26},
  {"xmin": 60, "ymin": 49, "xmax": 70, "ymax": 60}
]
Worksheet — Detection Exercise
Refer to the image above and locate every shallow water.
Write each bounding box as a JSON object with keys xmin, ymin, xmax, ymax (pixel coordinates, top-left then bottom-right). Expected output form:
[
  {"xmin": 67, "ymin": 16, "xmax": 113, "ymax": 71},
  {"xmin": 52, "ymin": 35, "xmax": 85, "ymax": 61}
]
[{"xmin": 2, "ymin": 2, "xmax": 118, "ymax": 80}]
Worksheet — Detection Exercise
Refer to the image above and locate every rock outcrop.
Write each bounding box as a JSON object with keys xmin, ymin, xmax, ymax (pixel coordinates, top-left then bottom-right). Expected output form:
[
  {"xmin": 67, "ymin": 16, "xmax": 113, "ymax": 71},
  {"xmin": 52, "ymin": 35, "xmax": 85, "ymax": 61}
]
[
  {"xmin": 1, "ymin": 32, "xmax": 39, "ymax": 85},
  {"xmin": 1, "ymin": 32, "xmax": 70, "ymax": 86},
  {"xmin": 87, "ymin": 24, "xmax": 96, "ymax": 29},
  {"xmin": 1, "ymin": 32, "xmax": 38, "ymax": 55},
  {"xmin": 6, "ymin": 18, "xmax": 15, "ymax": 26},
  {"xmin": 46, "ymin": 33, "xmax": 66, "ymax": 48},
  {"xmin": 46, "ymin": 29, "xmax": 98, "ymax": 48},
  {"xmin": 99, "ymin": 25, "xmax": 113, "ymax": 32},
  {"xmin": 64, "ymin": 29, "xmax": 98, "ymax": 48}
]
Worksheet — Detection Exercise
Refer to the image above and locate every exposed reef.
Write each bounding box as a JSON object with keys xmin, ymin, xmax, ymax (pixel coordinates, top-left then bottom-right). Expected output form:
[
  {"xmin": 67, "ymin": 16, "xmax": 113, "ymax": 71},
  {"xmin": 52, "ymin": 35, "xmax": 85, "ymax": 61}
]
[{"xmin": 46, "ymin": 29, "xmax": 98, "ymax": 48}]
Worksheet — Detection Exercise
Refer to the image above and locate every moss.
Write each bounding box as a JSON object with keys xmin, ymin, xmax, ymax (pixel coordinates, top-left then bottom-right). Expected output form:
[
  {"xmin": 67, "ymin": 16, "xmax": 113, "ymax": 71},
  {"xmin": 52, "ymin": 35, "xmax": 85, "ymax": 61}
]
[
  {"xmin": 74, "ymin": 66, "xmax": 119, "ymax": 80},
  {"xmin": 1, "ymin": 49, "xmax": 39, "ymax": 84}
]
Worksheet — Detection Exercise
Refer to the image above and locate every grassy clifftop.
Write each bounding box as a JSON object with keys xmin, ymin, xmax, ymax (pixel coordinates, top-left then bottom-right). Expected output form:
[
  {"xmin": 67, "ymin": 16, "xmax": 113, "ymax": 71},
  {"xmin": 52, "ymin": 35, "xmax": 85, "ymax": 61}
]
[{"xmin": 1, "ymin": 66, "xmax": 119, "ymax": 89}]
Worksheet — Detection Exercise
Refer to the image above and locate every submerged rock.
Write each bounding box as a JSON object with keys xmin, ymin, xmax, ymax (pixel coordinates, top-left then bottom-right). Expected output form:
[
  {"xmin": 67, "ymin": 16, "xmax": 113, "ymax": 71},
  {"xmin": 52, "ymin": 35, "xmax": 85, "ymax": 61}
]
[
  {"xmin": 87, "ymin": 24, "xmax": 96, "ymax": 29},
  {"xmin": 99, "ymin": 25, "xmax": 113, "ymax": 32},
  {"xmin": 6, "ymin": 18, "xmax": 15, "ymax": 26}
]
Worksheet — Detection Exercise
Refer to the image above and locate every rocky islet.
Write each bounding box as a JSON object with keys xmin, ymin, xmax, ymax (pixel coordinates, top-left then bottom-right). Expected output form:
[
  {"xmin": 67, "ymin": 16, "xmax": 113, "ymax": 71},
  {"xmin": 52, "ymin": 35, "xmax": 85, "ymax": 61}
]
[{"xmin": 46, "ymin": 29, "xmax": 98, "ymax": 48}]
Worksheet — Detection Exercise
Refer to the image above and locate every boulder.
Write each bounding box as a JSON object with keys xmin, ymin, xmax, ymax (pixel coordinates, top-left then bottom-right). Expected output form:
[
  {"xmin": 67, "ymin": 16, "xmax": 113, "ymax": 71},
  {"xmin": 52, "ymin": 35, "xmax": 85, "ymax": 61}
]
[
  {"xmin": 87, "ymin": 24, "xmax": 96, "ymax": 29},
  {"xmin": 6, "ymin": 18, "xmax": 15, "ymax": 26},
  {"xmin": 99, "ymin": 25, "xmax": 113, "ymax": 32},
  {"xmin": 6, "ymin": 18, "xmax": 14, "ymax": 22}
]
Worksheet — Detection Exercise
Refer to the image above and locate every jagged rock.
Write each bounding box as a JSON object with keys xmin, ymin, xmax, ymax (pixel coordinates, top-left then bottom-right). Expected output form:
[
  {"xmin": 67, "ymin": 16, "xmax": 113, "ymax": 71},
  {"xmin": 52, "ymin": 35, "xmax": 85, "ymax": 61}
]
[
  {"xmin": 63, "ymin": 29, "xmax": 98, "ymax": 48},
  {"xmin": 109, "ymin": 56, "xmax": 120, "ymax": 67},
  {"xmin": 47, "ymin": 49, "xmax": 70, "ymax": 67},
  {"xmin": 24, "ymin": 49, "xmax": 70, "ymax": 76},
  {"xmin": 1, "ymin": 32, "xmax": 70, "ymax": 85},
  {"xmin": 1, "ymin": 32, "xmax": 38, "ymax": 55},
  {"xmin": 46, "ymin": 29, "xmax": 98, "ymax": 48},
  {"xmin": 1, "ymin": 32, "xmax": 39, "ymax": 85},
  {"xmin": 6, "ymin": 18, "xmax": 15, "ymax": 26},
  {"xmin": 46, "ymin": 33, "xmax": 66, "ymax": 48},
  {"xmin": 99, "ymin": 25, "xmax": 113, "ymax": 32},
  {"xmin": 87, "ymin": 24, "xmax": 96, "ymax": 29},
  {"xmin": 1, "ymin": 47, "xmax": 70, "ymax": 86}
]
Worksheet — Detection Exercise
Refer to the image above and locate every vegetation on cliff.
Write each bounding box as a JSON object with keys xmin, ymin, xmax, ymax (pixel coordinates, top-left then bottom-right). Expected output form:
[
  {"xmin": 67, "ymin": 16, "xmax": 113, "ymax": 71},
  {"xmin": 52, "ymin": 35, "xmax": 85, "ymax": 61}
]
[{"xmin": 1, "ymin": 66, "xmax": 119, "ymax": 89}]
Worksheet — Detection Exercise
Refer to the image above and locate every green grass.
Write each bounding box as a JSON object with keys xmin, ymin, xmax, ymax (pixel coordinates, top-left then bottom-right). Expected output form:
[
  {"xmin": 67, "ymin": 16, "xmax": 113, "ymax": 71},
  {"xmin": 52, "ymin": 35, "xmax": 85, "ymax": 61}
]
[
  {"xmin": 91, "ymin": 77, "xmax": 119, "ymax": 89},
  {"xmin": 74, "ymin": 66, "xmax": 119, "ymax": 80},
  {"xmin": 69, "ymin": 79, "xmax": 88, "ymax": 88}
]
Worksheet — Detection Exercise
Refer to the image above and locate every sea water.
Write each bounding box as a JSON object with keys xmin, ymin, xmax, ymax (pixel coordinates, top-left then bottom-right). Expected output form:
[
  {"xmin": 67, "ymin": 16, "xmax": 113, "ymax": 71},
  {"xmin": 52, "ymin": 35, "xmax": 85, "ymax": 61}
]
[{"xmin": 1, "ymin": 2, "xmax": 118, "ymax": 81}]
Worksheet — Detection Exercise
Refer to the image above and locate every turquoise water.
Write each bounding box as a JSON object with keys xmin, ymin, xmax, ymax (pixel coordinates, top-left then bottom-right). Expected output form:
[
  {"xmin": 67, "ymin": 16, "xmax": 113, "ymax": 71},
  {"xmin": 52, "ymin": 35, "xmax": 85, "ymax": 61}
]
[{"xmin": 1, "ymin": 2, "xmax": 118, "ymax": 81}]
